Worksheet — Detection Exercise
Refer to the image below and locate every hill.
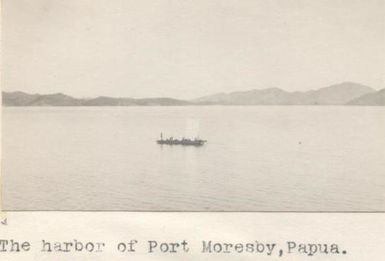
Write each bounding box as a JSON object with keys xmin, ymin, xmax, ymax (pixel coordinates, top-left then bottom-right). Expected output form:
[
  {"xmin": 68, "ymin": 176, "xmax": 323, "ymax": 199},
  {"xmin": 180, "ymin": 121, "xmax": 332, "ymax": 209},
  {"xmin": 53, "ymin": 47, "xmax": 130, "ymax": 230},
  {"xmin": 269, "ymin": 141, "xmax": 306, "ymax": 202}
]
[
  {"xmin": 2, "ymin": 91, "xmax": 82, "ymax": 106},
  {"xmin": 347, "ymin": 89, "xmax": 385, "ymax": 105}
]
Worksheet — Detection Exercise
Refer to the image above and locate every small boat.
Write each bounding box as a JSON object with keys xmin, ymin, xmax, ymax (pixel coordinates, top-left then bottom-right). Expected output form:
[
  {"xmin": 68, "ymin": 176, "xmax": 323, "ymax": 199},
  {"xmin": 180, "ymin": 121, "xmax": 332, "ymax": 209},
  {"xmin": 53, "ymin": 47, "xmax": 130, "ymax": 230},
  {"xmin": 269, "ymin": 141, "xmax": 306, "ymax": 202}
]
[{"xmin": 157, "ymin": 133, "xmax": 207, "ymax": 146}]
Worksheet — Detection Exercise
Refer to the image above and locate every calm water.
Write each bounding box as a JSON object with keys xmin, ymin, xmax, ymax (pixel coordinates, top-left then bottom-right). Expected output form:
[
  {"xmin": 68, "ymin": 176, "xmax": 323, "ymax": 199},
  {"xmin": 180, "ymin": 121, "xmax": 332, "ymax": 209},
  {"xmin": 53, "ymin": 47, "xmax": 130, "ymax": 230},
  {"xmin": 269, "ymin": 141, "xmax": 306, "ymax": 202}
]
[{"xmin": 2, "ymin": 106, "xmax": 385, "ymax": 211}]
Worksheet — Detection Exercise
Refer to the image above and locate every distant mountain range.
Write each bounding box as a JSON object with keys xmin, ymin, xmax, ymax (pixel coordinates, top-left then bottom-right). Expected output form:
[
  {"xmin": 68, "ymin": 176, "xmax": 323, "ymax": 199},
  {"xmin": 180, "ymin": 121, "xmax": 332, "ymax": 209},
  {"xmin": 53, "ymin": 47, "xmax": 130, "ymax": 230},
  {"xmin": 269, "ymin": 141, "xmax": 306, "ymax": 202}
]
[
  {"xmin": 2, "ymin": 82, "xmax": 384, "ymax": 106},
  {"xmin": 2, "ymin": 92, "xmax": 190, "ymax": 106},
  {"xmin": 193, "ymin": 82, "xmax": 381, "ymax": 105}
]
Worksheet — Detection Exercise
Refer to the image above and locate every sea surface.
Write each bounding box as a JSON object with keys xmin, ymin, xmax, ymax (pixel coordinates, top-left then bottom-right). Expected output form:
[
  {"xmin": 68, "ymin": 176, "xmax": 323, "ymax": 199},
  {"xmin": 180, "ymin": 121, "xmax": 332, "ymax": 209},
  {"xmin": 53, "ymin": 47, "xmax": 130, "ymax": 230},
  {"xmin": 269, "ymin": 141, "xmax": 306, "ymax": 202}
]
[{"xmin": 2, "ymin": 106, "xmax": 385, "ymax": 211}]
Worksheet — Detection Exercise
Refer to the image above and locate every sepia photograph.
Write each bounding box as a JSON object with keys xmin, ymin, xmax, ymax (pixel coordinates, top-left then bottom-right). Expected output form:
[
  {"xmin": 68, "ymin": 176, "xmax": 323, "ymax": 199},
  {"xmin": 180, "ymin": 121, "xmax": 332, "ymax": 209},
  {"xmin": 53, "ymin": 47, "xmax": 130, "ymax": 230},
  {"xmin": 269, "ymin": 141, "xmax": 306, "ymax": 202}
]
[{"xmin": 1, "ymin": 0, "xmax": 384, "ymax": 211}]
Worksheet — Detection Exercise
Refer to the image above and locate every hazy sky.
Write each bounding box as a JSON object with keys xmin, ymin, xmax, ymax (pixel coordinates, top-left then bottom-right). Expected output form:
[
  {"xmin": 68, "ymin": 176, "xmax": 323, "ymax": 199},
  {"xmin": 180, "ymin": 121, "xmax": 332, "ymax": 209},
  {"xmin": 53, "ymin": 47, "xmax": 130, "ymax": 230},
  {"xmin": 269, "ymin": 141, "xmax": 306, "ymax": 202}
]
[{"xmin": 2, "ymin": 0, "xmax": 384, "ymax": 99}]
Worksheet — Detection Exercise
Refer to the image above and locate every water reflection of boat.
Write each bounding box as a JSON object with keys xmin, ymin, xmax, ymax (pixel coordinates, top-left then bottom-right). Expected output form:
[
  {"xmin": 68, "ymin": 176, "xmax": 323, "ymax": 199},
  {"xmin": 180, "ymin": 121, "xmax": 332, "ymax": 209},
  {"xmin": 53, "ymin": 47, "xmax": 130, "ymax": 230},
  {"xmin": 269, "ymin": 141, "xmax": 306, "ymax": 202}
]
[{"xmin": 157, "ymin": 133, "xmax": 207, "ymax": 146}]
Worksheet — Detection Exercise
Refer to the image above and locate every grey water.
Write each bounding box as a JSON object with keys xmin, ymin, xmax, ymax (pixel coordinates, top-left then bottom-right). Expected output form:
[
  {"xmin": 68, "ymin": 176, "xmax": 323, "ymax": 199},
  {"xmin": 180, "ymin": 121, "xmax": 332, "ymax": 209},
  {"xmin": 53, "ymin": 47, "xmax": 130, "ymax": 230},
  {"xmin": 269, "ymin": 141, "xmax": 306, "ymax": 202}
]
[{"xmin": 2, "ymin": 106, "xmax": 385, "ymax": 211}]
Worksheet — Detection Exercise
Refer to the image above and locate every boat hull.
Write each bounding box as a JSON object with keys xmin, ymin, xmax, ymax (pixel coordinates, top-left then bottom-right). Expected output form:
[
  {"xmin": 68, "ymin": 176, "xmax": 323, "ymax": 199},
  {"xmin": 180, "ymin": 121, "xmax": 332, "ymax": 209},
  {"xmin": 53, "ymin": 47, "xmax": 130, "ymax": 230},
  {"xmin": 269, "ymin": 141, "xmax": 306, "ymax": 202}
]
[{"xmin": 157, "ymin": 140, "xmax": 207, "ymax": 146}]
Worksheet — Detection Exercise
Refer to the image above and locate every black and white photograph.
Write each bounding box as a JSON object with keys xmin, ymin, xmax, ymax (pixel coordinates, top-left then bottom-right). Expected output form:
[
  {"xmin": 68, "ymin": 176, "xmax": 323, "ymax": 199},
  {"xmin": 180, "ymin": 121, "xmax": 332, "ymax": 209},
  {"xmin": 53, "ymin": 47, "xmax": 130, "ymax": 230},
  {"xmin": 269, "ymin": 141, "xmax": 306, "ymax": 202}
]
[{"xmin": 2, "ymin": 0, "xmax": 384, "ymax": 211}]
